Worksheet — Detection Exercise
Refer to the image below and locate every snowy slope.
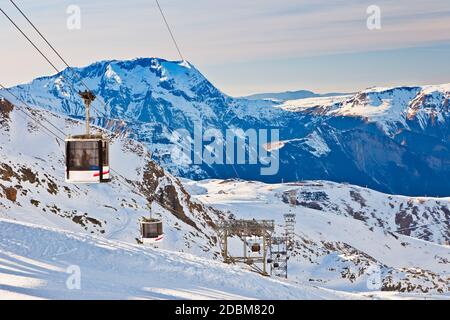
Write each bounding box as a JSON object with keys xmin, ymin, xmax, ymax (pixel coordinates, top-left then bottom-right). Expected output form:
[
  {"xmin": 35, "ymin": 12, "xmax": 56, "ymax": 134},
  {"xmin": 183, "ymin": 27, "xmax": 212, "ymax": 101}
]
[
  {"xmin": 185, "ymin": 179, "xmax": 450, "ymax": 295},
  {"xmin": 0, "ymin": 98, "xmax": 222, "ymax": 258},
  {"xmin": 0, "ymin": 219, "xmax": 349, "ymax": 300}
]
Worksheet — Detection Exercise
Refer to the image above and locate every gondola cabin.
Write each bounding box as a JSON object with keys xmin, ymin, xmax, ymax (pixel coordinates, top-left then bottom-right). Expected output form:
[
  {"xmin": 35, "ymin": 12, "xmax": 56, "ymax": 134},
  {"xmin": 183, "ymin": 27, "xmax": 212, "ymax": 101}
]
[
  {"xmin": 245, "ymin": 236, "xmax": 262, "ymax": 253},
  {"xmin": 65, "ymin": 134, "xmax": 110, "ymax": 183},
  {"xmin": 140, "ymin": 218, "xmax": 164, "ymax": 244}
]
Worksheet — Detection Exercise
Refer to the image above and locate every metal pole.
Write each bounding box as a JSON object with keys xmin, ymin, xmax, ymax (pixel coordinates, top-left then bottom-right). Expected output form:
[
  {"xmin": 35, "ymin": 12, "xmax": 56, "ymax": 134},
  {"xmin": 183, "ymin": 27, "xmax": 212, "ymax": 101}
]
[
  {"xmin": 285, "ymin": 236, "xmax": 289, "ymax": 279},
  {"xmin": 79, "ymin": 90, "xmax": 95, "ymax": 136},
  {"xmin": 262, "ymin": 234, "xmax": 266, "ymax": 275},
  {"xmin": 286, "ymin": 259, "xmax": 288, "ymax": 279},
  {"xmin": 243, "ymin": 236, "xmax": 247, "ymax": 261},
  {"xmin": 85, "ymin": 101, "xmax": 90, "ymax": 135}
]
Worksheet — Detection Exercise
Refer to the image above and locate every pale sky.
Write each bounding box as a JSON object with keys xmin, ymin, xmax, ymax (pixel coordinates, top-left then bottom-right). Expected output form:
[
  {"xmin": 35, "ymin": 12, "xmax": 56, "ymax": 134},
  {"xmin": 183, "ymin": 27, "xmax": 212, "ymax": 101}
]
[{"xmin": 1, "ymin": 0, "xmax": 450, "ymax": 96}]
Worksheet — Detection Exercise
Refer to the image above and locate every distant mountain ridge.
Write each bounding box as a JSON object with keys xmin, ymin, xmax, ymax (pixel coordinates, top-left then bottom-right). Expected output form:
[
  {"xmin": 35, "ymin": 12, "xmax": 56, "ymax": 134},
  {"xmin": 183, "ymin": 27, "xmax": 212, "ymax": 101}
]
[
  {"xmin": 3, "ymin": 57, "xmax": 450, "ymax": 196},
  {"xmin": 243, "ymin": 90, "xmax": 350, "ymax": 102}
]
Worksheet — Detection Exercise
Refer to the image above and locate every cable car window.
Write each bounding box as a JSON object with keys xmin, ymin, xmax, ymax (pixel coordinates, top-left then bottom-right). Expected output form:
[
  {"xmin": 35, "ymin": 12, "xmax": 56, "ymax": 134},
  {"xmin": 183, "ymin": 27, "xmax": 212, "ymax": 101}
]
[
  {"xmin": 102, "ymin": 141, "xmax": 109, "ymax": 166},
  {"xmin": 142, "ymin": 223, "xmax": 162, "ymax": 237},
  {"xmin": 143, "ymin": 224, "xmax": 157, "ymax": 237},
  {"xmin": 68, "ymin": 141, "xmax": 100, "ymax": 171},
  {"xmin": 157, "ymin": 223, "xmax": 163, "ymax": 234}
]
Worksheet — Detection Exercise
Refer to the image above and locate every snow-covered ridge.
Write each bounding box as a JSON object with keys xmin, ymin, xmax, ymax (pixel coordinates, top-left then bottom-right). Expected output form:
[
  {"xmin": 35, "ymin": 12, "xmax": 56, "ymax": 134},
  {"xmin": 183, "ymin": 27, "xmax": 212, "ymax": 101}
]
[
  {"xmin": 279, "ymin": 84, "xmax": 450, "ymax": 134},
  {"xmin": 278, "ymin": 95, "xmax": 351, "ymax": 112},
  {"xmin": 243, "ymin": 90, "xmax": 350, "ymax": 102},
  {"xmin": 7, "ymin": 57, "xmax": 217, "ymax": 123}
]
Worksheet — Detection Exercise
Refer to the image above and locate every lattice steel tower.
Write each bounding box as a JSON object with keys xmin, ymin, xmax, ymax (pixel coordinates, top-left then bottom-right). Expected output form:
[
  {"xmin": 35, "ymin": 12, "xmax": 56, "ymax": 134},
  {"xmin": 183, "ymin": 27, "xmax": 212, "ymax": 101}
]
[
  {"xmin": 269, "ymin": 190, "xmax": 297, "ymax": 278},
  {"xmin": 284, "ymin": 190, "xmax": 297, "ymax": 251},
  {"xmin": 284, "ymin": 213, "xmax": 296, "ymax": 251}
]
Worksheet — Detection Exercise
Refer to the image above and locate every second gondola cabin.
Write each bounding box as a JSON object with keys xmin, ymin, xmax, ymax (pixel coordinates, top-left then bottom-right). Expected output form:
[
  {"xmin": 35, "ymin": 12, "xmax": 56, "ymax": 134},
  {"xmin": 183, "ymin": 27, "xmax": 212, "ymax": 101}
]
[
  {"xmin": 65, "ymin": 134, "xmax": 110, "ymax": 183},
  {"xmin": 140, "ymin": 218, "xmax": 164, "ymax": 244}
]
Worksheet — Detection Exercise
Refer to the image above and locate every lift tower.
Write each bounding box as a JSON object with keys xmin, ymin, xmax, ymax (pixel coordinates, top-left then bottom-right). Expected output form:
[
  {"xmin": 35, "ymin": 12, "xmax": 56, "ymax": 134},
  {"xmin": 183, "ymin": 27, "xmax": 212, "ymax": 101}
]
[
  {"xmin": 269, "ymin": 190, "xmax": 297, "ymax": 278},
  {"xmin": 219, "ymin": 219, "xmax": 275, "ymax": 276}
]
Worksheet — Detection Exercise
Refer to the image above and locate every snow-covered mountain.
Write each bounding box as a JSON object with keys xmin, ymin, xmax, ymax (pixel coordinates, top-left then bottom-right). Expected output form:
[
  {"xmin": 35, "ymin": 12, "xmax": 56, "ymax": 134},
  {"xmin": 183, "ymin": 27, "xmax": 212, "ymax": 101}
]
[
  {"xmin": 0, "ymin": 97, "xmax": 448, "ymax": 297},
  {"xmin": 4, "ymin": 57, "xmax": 450, "ymax": 196},
  {"xmin": 186, "ymin": 179, "xmax": 449, "ymax": 295}
]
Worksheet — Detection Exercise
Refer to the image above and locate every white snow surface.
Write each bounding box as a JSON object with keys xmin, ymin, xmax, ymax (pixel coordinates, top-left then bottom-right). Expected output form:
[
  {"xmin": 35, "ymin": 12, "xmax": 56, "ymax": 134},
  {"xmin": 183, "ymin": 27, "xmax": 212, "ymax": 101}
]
[
  {"xmin": 0, "ymin": 218, "xmax": 349, "ymax": 300},
  {"xmin": 302, "ymin": 130, "xmax": 331, "ymax": 157},
  {"xmin": 279, "ymin": 95, "xmax": 350, "ymax": 112}
]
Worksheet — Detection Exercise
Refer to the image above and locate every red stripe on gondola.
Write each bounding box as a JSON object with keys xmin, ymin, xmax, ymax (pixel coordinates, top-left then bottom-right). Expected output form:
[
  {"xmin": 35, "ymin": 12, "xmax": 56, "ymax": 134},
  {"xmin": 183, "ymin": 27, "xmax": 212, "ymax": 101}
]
[
  {"xmin": 154, "ymin": 235, "xmax": 164, "ymax": 242},
  {"xmin": 93, "ymin": 170, "xmax": 110, "ymax": 177}
]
